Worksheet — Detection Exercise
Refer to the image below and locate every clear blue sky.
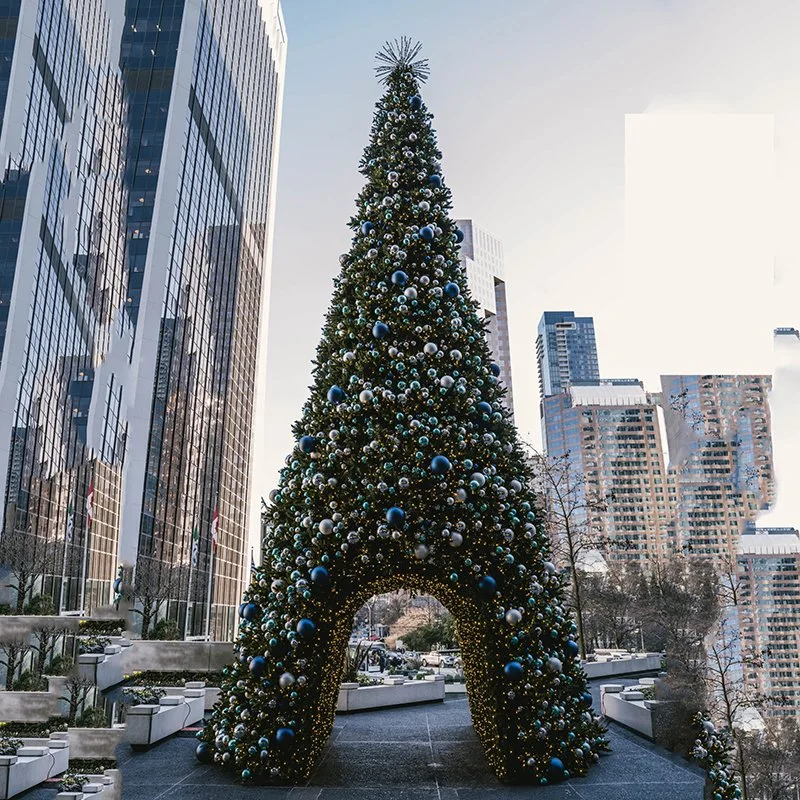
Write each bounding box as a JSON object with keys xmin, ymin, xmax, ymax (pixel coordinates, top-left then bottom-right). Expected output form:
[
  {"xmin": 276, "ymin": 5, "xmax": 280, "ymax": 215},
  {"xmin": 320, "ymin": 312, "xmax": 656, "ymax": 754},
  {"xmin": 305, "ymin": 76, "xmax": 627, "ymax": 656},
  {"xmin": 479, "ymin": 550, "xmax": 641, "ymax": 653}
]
[{"xmin": 260, "ymin": 0, "xmax": 800, "ymax": 499}]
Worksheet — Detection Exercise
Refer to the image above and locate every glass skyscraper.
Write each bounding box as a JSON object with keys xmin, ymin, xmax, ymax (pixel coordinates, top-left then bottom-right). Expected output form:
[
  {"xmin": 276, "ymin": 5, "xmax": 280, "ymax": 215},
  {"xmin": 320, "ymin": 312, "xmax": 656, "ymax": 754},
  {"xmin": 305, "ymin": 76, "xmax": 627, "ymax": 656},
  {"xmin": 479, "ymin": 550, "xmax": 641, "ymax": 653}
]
[
  {"xmin": 0, "ymin": 0, "xmax": 286, "ymax": 639},
  {"xmin": 536, "ymin": 311, "xmax": 600, "ymax": 400}
]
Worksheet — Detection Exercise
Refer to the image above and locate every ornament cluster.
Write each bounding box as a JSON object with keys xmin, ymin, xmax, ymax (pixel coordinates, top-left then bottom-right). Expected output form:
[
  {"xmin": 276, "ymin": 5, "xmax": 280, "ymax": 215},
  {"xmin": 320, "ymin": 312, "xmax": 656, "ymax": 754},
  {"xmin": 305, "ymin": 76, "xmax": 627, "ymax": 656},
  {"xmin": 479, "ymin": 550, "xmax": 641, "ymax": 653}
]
[
  {"xmin": 199, "ymin": 52, "xmax": 607, "ymax": 785},
  {"xmin": 690, "ymin": 714, "xmax": 741, "ymax": 800}
]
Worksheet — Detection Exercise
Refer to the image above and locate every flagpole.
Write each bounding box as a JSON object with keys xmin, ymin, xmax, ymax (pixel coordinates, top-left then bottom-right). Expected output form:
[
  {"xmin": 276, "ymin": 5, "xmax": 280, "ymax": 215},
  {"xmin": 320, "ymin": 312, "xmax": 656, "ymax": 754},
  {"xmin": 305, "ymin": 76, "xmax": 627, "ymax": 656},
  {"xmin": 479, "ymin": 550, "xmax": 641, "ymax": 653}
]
[{"xmin": 203, "ymin": 545, "xmax": 215, "ymax": 640}]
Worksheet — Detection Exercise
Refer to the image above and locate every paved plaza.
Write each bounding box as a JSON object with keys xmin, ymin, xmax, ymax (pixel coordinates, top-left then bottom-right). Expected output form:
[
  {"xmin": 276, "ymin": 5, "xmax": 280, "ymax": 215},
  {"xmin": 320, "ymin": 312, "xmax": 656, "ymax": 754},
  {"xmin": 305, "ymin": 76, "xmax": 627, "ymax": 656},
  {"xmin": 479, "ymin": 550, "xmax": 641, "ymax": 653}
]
[{"xmin": 113, "ymin": 683, "xmax": 704, "ymax": 800}]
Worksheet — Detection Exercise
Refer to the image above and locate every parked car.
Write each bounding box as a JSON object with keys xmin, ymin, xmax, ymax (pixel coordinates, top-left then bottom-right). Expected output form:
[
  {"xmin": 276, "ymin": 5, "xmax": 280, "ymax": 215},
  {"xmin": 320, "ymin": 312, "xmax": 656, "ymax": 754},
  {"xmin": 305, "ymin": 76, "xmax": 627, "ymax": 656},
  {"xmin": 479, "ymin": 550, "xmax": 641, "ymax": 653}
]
[{"xmin": 420, "ymin": 651, "xmax": 454, "ymax": 668}]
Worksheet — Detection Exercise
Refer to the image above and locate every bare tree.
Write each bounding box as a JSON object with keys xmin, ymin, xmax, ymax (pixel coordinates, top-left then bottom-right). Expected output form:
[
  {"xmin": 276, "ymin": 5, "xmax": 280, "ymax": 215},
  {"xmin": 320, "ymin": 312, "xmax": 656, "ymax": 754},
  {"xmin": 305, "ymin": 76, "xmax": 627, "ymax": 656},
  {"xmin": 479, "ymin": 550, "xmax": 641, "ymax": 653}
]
[
  {"xmin": 0, "ymin": 528, "xmax": 60, "ymax": 614},
  {"xmin": 530, "ymin": 450, "xmax": 612, "ymax": 658},
  {"xmin": 582, "ymin": 561, "xmax": 646, "ymax": 651},
  {"xmin": 0, "ymin": 638, "xmax": 31, "ymax": 690},
  {"xmin": 31, "ymin": 625, "xmax": 63, "ymax": 676},
  {"xmin": 129, "ymin": 555, "xmax": 183, "ymax": 639},
  {"xmin": 61, "ymin": 675, "xmax": 95, "ymax": 724}
]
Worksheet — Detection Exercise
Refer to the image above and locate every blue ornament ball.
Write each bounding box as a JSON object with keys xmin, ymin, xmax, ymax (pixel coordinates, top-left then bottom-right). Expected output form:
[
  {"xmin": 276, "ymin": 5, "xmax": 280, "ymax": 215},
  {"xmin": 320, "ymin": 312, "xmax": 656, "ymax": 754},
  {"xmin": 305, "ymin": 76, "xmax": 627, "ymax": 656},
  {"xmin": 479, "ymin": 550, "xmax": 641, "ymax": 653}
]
[
  {"xmin": 565, "ymin": 640, "xmax": 580, "ymax": 658},
  {"xmin": 241, "ymin": 602, "xmax": 260, "ymax": 622},
  {"xmin": 195, "ymin": 742, "xmax": 213, "ymax": 763},
  {"xmin": 386, "ymin": 506, "xmax": 406, "ymax": 528},
  {"xmin": 299, "ymin": 435, "xmax": 316, "ymax": 454},
  {"xmin": 490, "ymin": 362, "xmax": 501, "ymax": 376},
  {"xmin": 409, "ymin": 94, "xmax": 422, "ymax": 110},
  {"xmin": 476, "ymin": 401, "xmax": 492, "ymax": 416},
  {"xmin": 477, "ymin": 575, "xmax": 497, "ymax": 598},
  {"xmin": 430, "ymin": 455, "xmax": 452, "ymax": 474},
  {"xmin": 549, "ymin": 757, "xmax": 565, "ymax": 778},
  {"xmin": 296, "ymin": 618, "xmax": 317, "ymax": 640},
  {"xmin": 455, "ymin": 227, "xmax": 465, "ymax": 243},
  {"xmin": 360, "ymin": 221, "xmax": 373, "ymax": 235},
  {"xmin": 504, "ymin": 661, "xmax": 524, "ymax": 681},
  {"xmin": 420, "ymin": 225, "xmax": 434, "ymax": 241},
  {"xmin": 327, "ymin": 385, "xmax": 345, "ymax": 404},
  {"xmin": 241, "ymin": 769, "xmax": 251, "ymax": 780},
  {"xmin": 275, "ymin": 727, "xmax": 295, "ymax": 750},
  {"xmin": 391, "ymin": 270, "xmax": 408, "ymax": 286},
  {"xmin": 249, "ymin": 655, "xmax": 267, "ymax": 677},
  {"xmin": 444, "ymin": 282, "xmax": 460, "ymax": 297},
  {"xmin": 310, "ymin": 566, "xmax": 330, "ymax": 587},
  {"xmin": 429, "ymin": 174, "xmax": 442, "ymax": 188},
  {"xmin": 372, "ymin": 321, "xmax": 390, "ymax": 340},
  {"xmin": 580, "ymin": 691, "xmax": 594, "ymax": 708}
]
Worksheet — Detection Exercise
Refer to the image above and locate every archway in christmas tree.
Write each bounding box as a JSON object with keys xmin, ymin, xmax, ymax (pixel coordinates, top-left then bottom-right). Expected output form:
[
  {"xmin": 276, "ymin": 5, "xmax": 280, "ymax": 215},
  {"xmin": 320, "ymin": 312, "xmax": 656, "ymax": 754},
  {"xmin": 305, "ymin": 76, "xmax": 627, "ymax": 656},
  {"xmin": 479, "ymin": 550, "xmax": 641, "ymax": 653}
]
[{"xmin": 197, "ymin": 38, "xmax": 607, "ymax": 786}]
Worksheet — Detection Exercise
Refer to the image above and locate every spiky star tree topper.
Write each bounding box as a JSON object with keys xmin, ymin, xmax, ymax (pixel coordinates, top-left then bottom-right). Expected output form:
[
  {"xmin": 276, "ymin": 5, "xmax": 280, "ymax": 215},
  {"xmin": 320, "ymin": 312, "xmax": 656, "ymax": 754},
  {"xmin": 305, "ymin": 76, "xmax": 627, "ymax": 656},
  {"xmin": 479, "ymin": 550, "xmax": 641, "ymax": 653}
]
[{"xmin": 198, "ymin": 39, "xmax": 607, "ymax": 785}]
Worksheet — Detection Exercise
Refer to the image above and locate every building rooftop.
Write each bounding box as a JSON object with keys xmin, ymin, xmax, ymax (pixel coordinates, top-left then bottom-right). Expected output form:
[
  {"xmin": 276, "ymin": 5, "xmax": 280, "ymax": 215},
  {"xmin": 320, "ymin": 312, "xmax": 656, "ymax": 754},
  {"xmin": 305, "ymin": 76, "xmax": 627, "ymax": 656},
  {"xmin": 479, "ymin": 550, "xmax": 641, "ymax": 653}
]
[{"xmin": 739, "ymin": 527, "xmax": 800, "ymax": 554}]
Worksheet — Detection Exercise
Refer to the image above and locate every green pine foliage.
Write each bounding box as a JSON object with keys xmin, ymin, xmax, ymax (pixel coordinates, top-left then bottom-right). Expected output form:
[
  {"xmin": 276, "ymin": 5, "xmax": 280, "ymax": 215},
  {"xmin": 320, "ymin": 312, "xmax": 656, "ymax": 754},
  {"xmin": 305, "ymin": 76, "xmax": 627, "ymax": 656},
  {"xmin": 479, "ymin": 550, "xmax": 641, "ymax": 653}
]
[
  {"xmin": 691, "ymin": 713, "xmax": 742, "ymax": 799},
  {"xmin": 200, "ymin": 40, "xmax": 607, "ymax": 785}
]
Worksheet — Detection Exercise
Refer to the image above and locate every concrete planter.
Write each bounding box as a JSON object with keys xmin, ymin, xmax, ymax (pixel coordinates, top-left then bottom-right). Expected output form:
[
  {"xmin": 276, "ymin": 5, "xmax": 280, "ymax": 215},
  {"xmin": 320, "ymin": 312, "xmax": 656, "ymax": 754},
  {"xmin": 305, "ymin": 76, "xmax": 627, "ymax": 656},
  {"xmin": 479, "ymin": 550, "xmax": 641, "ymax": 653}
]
[
  {"xmin": 125, "ymin": 688, "xmax": 206, "ymax": 747},
  {"xmin": 0, "ymin": 690, "xmax": 60, "ymax": 722},
  {"xmin": 55, "ymin": 769, "xmax": 117, "ymax": 800},
  {"xmin": 77, "ymin": 645, "xmax": 126, "ymax": 691},
  {"xmin": 160, "ymin": 684, "xmax": 219, "ymax": 711},
  {"xmin": 122, "ymin": 641, "xmax": 231, "ymax": 673},
  {"xmin": 0, "ymin": 737, "xmax": 69, "ymax": 798},
  {"xmin": 600, "ymin": 684, "xmax": 655, "ymax": 739},
  {"xmin": 337, "ymin": 675, "xmax": 445, "ymax": 712},
  {"xmin": 583, "ymin": 654, "xmax": 662, "ymax": 679},
  {"xmin": 66, "ymin": 726, "xmax": 125, "ymax": 759}
]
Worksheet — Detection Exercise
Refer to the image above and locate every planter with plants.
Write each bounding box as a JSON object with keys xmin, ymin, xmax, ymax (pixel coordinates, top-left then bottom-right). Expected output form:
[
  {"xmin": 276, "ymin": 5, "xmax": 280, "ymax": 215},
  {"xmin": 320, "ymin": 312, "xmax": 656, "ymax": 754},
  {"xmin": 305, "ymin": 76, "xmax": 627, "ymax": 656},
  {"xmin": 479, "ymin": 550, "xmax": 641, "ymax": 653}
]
[
  {"xmin": 77, "ymin": 637, "xmax": 126, "ymax": 691},
  {"xmin": 123, "ymin": 684, "xmax": 205, "ymax": 747},
  {"xmin": 55, "ymin": 767, "xmax": 117, "ymax": 800},
  {"xmin": 62, "ymin": 706, "xmax": 123, "ymax": 761},
  {"xmin": 123, "ymin": 671, "xmax": 224, "ymax": 711},
  {"xmin": 337, "ymin": 673, "xmax": 445, "ymax": 713},
  {"xmin": 0, "ymin": 733, "xmax": 70, "ymax": 799}
]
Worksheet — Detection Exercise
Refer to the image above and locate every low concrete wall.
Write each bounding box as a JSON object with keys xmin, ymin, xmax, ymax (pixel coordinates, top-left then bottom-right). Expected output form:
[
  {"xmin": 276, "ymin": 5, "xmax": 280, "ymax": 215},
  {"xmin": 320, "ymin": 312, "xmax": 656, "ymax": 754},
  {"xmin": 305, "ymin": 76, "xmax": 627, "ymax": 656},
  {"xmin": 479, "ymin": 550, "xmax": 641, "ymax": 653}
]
[
  {"xmin": 161, "ymin": 685, "xmax": 219, "ymax": 711},
  {"xmin": 600, "ymin": 684, "xmax": 654, "ymax": 739},
  {"xmin": 0, "ymin": 689, "xmax": 60, "ymax": 722},
  {"xmin": 583, "ymin": 654, "xmax": 662, "ymax": 679},
  {"xmin": 65, "ymin": 727, "xmax": 125, "ymax": 760},
  {"xmin": 122, "ymin": 641, "xmax": 231, "ymax": 673},
  {"xmin": 78, "ymin": 645, "xmax": 128, "ymax": 691},
  {"xmin": 337, "ymin": 675, "xmax": 445, "ymax": 712},
  {"xmin": 0, "ymin": 616, "xmax": 80, "ymax": 638}
]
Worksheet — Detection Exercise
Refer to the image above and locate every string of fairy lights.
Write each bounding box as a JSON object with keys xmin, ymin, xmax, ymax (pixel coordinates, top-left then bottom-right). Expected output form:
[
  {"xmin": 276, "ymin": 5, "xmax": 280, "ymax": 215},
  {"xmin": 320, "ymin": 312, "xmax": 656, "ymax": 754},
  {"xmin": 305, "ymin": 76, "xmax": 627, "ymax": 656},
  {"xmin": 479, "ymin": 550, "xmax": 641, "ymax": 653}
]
[{"xmin": 197, "ymin": 39, "xmax": 608, "ymax": 785}]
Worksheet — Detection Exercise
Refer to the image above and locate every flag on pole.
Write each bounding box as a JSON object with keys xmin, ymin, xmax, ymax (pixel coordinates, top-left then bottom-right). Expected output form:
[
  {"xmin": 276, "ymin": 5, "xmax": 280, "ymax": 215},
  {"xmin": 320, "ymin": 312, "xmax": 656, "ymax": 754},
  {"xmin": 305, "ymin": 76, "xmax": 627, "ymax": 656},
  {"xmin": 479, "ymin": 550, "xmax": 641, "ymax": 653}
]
[
  {"xmin": 66, "ymin": 502, "xmax": 74, "ymax": 543},
  {"xmin": 191, "ymin": 527, "xmax": 199, "ymax": 568},
  {"xmin": 250, "ymin": 548, "xmax": 256, "ymax": 574},
  {"xmin": 211, "ymin": 506, "xmax": 219, "ymax": 552},
  {"xmin": 86, "ymin": 483, "xmax": 94, "ymax": 529}
]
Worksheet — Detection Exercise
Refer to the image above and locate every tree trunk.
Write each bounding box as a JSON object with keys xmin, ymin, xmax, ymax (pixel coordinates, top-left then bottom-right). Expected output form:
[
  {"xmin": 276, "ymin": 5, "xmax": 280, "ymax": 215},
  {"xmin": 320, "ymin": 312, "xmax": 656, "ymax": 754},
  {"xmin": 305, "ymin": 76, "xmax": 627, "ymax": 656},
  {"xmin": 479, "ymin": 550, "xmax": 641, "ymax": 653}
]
[
  {"xmin": 572, "ymin": 570, "xmax": 587, "ymax": 659},
  {"xmin": 14, "ymin": 576, "xmax": 26, "ymax": 614},
  {"xmin": 141, "ymin": 605, "xmax": 152, "ymax": 640}
]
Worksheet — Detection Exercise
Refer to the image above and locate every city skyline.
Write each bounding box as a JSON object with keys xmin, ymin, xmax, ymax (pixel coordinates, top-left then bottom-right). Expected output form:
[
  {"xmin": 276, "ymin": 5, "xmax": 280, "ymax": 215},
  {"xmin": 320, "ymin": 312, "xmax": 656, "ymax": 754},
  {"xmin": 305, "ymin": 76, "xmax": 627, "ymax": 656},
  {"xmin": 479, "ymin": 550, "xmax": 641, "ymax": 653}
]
[{"xmin": 263, "ymin": 0, "xmax": 795, "ymax": 498}]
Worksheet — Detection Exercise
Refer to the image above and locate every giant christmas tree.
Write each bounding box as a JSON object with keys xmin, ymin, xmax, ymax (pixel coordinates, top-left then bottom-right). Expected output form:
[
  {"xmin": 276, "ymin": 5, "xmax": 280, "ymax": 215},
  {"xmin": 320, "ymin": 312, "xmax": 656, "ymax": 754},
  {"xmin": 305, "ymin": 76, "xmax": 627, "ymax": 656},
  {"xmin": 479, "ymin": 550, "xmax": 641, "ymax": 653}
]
[{"xmin": 198, "ymin": 39, "xmax": 607, "ymax": 785}]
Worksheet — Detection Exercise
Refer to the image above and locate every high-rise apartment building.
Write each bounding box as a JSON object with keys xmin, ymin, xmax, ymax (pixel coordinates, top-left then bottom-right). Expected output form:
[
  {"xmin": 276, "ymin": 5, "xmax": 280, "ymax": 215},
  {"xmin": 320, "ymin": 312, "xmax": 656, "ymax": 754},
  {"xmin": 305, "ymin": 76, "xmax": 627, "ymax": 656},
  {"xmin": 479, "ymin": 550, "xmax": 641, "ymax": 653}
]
[
  {"xmin": 0, "ymin": 0, "xmax": 286, "ymax": 639},
  {"xmin": 536, "ymin": 311, "xmax": 600, "ymax": 400},
  {"xmin": 737, "ymin": 527, "xmax": 800, "ymax": 718},
  {"xmin": 542, "ymin": 379, "xmax": 673, "ymax": 563},
  {"xmin": 659, "ymin": 375, "xmax": 774, "ymax": 559},
  {"xmin": 455, "ymin": 219, "xmax": 514, "ymax": 414}
]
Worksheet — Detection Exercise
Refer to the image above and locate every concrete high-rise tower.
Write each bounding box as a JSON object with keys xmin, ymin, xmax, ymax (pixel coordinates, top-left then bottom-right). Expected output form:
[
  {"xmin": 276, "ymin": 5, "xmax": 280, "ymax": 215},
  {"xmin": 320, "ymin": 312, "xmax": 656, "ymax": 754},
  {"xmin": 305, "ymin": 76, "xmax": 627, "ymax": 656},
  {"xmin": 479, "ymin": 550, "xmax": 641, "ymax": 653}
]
[
  {"xmin": 0, "ymin": 0, "xmax": 286, "ymax": 639},
  {"xmin": 455, "ymin": 219, "xmax": 514, "ymax": 414}
]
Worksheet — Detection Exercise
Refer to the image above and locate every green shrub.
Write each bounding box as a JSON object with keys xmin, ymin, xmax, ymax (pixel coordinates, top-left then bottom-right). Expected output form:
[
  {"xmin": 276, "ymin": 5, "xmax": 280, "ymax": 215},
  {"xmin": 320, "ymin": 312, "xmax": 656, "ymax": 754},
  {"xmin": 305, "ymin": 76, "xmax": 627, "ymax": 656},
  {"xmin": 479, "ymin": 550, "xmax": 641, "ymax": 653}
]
[
  {"xmin": 23, "ymin": 594, "xmax": 56, "ymax": 616},
  {"xmin": 75, "ymin": 707, "xmax": 109, "ymax": 728},
  {"xmin": 0, "ymin": 604, "xmax": 12, "ymax": 615},
  {"xmin": 0, "ymin": 718, "xmax": 68, "ymax": 737},
  {"xmin": 78, "ymin": 619, "xmax": 126, "ymax": 636},
  {"xmin": 0, "ymin": 737, "xmax": 23, "ymax": 756},
  {"xmin": 122, "ymin": 670, "xmax": 222, "ymax": 687},
  {"xmin": 122, "ymin": 686, "xmax": 165, "ymax": 706},
  {"xmin": 13, "ymin": 670, "xmax": 48, "ymax": 691},
  {"xmin": 78, "ymin": 636, "xmax": 111, "ymax": 655},
  {"xmin": 68, "ymin": 758, "xmax": 117, "ymax": 773},
  {"xmin": 44, "ymin": 654, "xmax": 74, "ymax": 676},
  {"xmin": 151, "ymin": 619, "xmax": 181, "ymax": 640},
  {"xmin": 58, "ymin": 770, "xmax": 87, "ymax": 793}
]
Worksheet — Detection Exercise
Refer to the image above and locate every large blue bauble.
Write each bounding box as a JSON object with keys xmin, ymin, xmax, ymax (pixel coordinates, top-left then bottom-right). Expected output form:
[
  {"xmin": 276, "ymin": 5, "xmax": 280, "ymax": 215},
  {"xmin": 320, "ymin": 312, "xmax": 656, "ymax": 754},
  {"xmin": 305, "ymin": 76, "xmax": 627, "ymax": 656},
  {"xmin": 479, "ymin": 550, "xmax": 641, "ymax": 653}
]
[
  {"xmin": 299, "ymin": 435, "xmax": 316, "ymax": 454},
  {"xmin": 504, "ymin": 661, "xmax": 524, "ymax": 681},
  {"xmin": 195, "ymin": 742, "xmax": 213, "ymax": 763},
  {"xmin": 444, "ymin": 282, "xmax": 460, "ymax": 297},
  {"xmin": 310, "ymin": 566, "xmax": 330, "ymax": 587},
  {"xmin": 361, "ymin": 221, "xmax": 373, "ymax": 235},
  {"xmin": 409, "ymin": 95, "xmax": 422, "ymax": 110},
  {"xmin": 249, "ymin": 656, "xmax": 267, "ymax": 677},
  {"xmin": 420, "ymin": 225, "xmax": 434, "ymax": 241},
  {"xmin": 275, "ymin": 727, "xmax": 295, "ymax": 749},
  {"xmin": 386, "ymin": 506, "xmax": 406, "ymax": 528},
  {"xmin": 429, "ymin": 174, "xmax": 442, "ymax": 188},
  {"xmin": 455, "ymin": 227, "xmax": 465, "ymax": 243},
  {"xmin": 476, "ymin": 401, "xmax": 492, "ymax": 416},
  {"xmin": 391, "ymin": 270, "xmax": 408, "ymax": 286},
  {"xmin": 373, "ymin": 321, "xmax": 390, "ymax": 340},
  {"xmin": 242, "ymin": 602, "xmax": 260, "ymax": 622},
  {"xmin": 296, "ymin": 618, "xmax": 317, "ymax": 640},
  {"xmin": 549, "ymin": 757, "xmax": 565, "ymax": 778},
  {"xmin": 565, "ymin": 640, "xmax": 580, "ymax": 658},
  {"xmin": 327, "ymin": 385, "xmax": 345, "ymax": 404},
  {"xmin": 430, "ymin": 455, "xmax": 452, "ymax": 475},
  {"xmin": 490, "ymin": 362, "xmax": 501, "ymax": 376},
  {"xmin": 580, "ymin": 691, "xmax": 594, "ymax": 708},
  {"xmin": 477, "ymin": 575, "xmax": 497, "ymax": 598}
]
